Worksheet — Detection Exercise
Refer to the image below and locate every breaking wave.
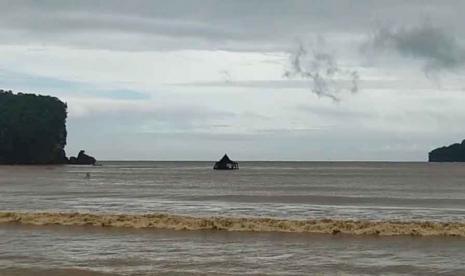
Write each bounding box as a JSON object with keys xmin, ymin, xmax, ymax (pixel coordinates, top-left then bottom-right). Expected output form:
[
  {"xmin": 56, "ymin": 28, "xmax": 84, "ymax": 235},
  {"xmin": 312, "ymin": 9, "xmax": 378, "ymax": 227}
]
[{"xmin": 1, "ymin": 211, "xmax": 465, "ymax": 237}]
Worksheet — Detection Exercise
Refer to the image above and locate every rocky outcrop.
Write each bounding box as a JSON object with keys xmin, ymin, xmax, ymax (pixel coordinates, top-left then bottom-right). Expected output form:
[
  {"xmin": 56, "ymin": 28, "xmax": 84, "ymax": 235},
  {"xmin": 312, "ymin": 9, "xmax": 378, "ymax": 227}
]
[
  {"xmin": 429, "ymin": 140, "xmax": 465, "ymax": 162},
  {"xmin": 0, "ymin": 90, "xmax": 68, "ymax": 164},
  {"xmin": 213, "ymin": 154, "xmax": 239, "ymax": 170},
  {"xmin": 68, "ymin": 150, "xmax": 97, "ymax": 165},
  {"xmin": 0, "ymin": 90, "xmax": 99, "ymax": 165}
]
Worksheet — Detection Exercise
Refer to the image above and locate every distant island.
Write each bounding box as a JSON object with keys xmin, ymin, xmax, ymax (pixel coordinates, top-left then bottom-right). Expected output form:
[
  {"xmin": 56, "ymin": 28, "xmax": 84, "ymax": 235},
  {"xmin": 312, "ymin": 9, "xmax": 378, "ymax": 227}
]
[
  {"xmin": 0, "ymin": 90, "xmax": 95, "ymax": 165},
  {"xmin": 429, "ymin": 140, "xmax": 465, "ymax": 162}
]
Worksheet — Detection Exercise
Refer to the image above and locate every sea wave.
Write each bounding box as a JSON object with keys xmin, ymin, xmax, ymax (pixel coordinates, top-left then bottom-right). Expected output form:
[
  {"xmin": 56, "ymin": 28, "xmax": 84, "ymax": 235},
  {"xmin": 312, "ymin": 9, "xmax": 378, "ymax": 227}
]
[{"xmin": 1, "ymin": 211, "xmax": 465, "ymax": 237}]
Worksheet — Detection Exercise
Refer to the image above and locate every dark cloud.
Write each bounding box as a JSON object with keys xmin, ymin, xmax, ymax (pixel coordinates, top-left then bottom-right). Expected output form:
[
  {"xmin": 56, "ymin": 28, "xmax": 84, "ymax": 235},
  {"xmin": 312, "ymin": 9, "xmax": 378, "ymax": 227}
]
[
  {"xmin": 362, "ymin": 22, "xmax": 465, "ymax": 76},
  {"xmin": 284, "ymin": 40, "xmax": 359, "ymax": 101}
]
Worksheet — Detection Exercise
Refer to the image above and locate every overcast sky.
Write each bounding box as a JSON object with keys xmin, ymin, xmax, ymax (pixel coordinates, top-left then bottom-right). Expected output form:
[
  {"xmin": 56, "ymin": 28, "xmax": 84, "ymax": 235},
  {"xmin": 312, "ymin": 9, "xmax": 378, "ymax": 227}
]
[{"xmin": 1, "ymin": 0, "xmax": 465, "ymax": 161}]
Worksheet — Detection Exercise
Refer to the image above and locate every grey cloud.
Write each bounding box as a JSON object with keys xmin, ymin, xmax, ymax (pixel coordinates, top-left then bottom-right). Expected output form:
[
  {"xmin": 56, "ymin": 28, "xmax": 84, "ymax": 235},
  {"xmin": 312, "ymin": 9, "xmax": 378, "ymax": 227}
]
[
  {"xmin": 362, "ymin": 22, "xmax": 465, "ymax": 76},
  {"xmin": 284, "ymin": 40, "xmax": 359, "ymax": 101},
  {"xmin": 73, "ymin": 103, "xmax": 235, "ymax": 123},
  {"xmin": 2, "ymin": 1, "xmax": 464, "ymax": 52},
  {"xmin": 173, "ymin": 79, "xmax": 447, "ymax": 90},
  {"xmin": 0, "ymin": 69, "xmax": 150, "ymax": 100},
  {"xmin": 219, "ymin": 70, "xmax": 233, "ymax": 83},
  {"xmin": 68, "ymin": 117, "xmax": 458, "ymax": 161},
  {"xmin": 297, "ymin": 104, "xmax": 372, "ymax": 121},
  {"xmin": 0, "ymin": 1, "xmax": 310, "ymax": 51}
]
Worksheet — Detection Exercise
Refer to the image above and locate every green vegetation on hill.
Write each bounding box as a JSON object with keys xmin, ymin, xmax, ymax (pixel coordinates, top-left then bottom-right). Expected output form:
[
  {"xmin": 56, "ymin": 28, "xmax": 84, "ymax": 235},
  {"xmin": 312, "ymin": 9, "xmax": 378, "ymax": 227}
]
[
  {"xmin": 0, "ymin": 90, "xmax": 68, "ymax": 164},
  {"xmin": 429, "ymin": 140, "xmax": 465, "ymax": 162}
]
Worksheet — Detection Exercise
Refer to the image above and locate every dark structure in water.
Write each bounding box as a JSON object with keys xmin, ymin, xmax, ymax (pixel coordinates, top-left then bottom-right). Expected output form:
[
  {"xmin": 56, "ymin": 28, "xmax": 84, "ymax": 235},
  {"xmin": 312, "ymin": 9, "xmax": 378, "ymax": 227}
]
[
  {"xmin": 429, "ymin": 140, "xmax": 465, "ymax": 162},
  {"xmin": 69, "ymin": 150, "xmax": 97, "ymax": 165},
  {"xmin": 0, "ymin": 90, "xmax": 68, "ymax": 164},
  {"xmin": 214, "ymin": 154, "xmax": 239, "ymax": 170}
]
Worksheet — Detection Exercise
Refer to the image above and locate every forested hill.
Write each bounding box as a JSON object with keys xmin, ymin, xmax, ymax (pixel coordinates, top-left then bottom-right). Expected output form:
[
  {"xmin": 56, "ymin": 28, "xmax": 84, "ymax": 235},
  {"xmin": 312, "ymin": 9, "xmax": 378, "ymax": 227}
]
[
  {"xmin": 429, "ymin": 140, "xmax": 465, "ymax": 162},
  {"xmin": 0, "ymin": 90, "xmax": 68, "ymax": 164}
]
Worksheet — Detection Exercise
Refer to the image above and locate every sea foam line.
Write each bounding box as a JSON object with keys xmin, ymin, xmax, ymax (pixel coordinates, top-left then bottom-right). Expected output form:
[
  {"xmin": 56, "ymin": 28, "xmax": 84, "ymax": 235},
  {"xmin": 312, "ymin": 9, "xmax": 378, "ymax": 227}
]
[{"xmin": 1, "ymin": 211, "xmax": 465, "ymax": 237}]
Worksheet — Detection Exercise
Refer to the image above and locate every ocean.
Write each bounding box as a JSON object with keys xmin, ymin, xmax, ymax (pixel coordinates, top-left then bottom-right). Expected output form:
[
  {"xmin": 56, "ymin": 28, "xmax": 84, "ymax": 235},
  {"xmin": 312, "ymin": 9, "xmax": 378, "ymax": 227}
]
[{"xmin": 1, "ymin": 161, "xmax": 465, "ymax": 275}]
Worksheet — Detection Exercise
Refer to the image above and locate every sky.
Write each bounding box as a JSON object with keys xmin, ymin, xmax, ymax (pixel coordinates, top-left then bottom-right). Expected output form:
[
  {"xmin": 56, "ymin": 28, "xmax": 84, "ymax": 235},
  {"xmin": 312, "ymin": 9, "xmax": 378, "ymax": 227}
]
[{"xmin": 1, "ymin": 0, "xmax": 465, "ymax": 161}]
